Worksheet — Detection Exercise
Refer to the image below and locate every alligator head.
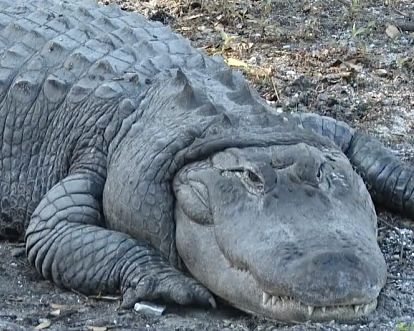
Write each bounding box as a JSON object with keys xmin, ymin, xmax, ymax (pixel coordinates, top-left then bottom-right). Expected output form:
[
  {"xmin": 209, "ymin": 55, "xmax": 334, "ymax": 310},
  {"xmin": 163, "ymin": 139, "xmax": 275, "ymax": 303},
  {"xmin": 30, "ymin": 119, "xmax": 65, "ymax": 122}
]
[{"xmin": 173, "ymin": 141, "xmax": 387, "ymax": 322}]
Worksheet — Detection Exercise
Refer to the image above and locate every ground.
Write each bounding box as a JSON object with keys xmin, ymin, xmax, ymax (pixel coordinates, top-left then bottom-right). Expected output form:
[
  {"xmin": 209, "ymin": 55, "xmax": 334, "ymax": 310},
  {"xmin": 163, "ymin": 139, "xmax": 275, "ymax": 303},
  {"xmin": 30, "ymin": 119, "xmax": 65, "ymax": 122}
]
[{"xmin": 1, "ymin": 0, "xmax": 414, "ymax": 330}]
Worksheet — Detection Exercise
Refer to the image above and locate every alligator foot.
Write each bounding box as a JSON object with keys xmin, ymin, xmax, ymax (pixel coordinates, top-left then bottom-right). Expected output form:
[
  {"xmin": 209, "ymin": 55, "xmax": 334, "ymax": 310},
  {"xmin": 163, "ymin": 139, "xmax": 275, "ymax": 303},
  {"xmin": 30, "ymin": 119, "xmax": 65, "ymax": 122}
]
[{"xmin": 121, "ymin": 269, "xmax": 216, "ymax": 309}]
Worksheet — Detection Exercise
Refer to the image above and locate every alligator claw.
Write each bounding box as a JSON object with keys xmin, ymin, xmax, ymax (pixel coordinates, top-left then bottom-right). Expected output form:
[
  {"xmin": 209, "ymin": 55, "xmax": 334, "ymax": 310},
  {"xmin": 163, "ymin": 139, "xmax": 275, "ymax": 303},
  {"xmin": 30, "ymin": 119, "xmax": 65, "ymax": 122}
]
[
  {"xmin": 121, "ymin": 272, "xmax": 215, "ymax": 309},
  {"xmin": 209, "ymin": 296, "xmax": 217, "ymax": 309}
]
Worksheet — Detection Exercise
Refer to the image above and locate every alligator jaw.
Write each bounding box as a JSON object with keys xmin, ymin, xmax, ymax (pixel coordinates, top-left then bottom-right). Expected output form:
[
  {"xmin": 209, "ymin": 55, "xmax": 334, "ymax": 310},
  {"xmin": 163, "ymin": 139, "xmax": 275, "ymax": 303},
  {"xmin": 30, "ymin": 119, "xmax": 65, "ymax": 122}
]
[
  {"xmin": 257, "ymin": 291, "xmax": 376, "ymax": 321},
  {"xmin": 175, "ymin": 200, "xmax": 384, "ymax": 322}
]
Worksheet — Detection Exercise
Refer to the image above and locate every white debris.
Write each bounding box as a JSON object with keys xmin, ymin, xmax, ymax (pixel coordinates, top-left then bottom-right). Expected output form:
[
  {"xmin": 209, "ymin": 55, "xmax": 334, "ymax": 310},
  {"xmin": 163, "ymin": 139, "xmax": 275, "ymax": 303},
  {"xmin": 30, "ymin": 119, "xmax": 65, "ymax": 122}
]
[{"xmin": 134, "ymin": 301, "xmax": 166, "ymax": 316}]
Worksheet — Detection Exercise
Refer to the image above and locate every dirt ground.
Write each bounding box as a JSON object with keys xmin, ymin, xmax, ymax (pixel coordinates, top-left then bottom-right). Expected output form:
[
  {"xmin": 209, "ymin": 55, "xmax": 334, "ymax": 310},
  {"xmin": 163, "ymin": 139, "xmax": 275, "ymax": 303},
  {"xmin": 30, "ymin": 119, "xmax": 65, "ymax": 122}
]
[{"xmin": 1, "ymin": 0, "xmax": 414, "ymax": 330}]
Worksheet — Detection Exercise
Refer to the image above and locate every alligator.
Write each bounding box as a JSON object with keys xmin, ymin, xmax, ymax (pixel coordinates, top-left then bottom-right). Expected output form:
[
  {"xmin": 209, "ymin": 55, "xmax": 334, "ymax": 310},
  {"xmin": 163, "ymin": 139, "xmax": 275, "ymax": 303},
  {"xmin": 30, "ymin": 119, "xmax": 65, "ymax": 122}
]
[{"xmin": 0, "ymin": 0, "xmax": 413, "ymax": 324}]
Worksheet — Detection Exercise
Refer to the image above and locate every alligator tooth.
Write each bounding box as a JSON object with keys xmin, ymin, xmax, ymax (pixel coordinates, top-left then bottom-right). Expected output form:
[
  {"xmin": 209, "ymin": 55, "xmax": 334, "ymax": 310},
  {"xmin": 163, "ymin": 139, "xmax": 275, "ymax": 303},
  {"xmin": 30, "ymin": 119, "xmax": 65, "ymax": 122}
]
[
  {"xmin": 281, "ymin": 296, "xmax": 285, "ymax": 304},
  {"xmin": 263, "ymin": 292, "xmax": 270, "ymax": 305},
  {"xmin": 271, "ymin": 296, "xmax": 278, "ymax": 306},
  {"xmin": 363, "ymin": 304, "xmax": 370, "ymax": 314},
  {"xmin": 307, "ymin": 306, "xmax": 314, "ymax": 316},
  {"xmin": 321, "ymin": 306, "xmax": 326, "ymax": 313},
  {"xmin": 354, "ymin": 305, "xmax": 360, "ymax": 313}
]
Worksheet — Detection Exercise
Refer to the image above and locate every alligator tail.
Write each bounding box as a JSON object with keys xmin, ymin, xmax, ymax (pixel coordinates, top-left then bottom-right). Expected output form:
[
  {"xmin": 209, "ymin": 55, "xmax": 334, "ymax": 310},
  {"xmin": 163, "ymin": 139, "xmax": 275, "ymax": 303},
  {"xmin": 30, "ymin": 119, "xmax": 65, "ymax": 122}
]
[{"xmin": 347, "ymin": 132, "xmax": 414, "ymax": 219}]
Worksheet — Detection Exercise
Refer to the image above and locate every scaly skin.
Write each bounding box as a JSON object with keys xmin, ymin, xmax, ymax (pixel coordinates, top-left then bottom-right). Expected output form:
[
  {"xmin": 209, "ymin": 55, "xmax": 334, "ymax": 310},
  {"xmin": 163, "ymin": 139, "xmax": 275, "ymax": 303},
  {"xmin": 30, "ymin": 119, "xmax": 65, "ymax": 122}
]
[{"xmin": 0, "ymin": 0, "xmax": 412, "ymax": 323}]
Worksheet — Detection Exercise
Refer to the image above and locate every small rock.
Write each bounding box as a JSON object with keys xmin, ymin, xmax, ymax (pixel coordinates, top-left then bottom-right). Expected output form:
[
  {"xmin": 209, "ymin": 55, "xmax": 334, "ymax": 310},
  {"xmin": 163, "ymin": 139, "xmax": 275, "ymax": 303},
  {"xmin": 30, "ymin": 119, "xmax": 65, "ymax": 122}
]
[
  {"xmin": 375, "ymin": 69, "xmax": 388, "ymax": 77},
  {"xmin": 35, "ymin": 319, "xmax": 51, "ymax": 330},
  {"xmin": 385, "ymin": 24, "xmax": 400, "ymax": 39}
]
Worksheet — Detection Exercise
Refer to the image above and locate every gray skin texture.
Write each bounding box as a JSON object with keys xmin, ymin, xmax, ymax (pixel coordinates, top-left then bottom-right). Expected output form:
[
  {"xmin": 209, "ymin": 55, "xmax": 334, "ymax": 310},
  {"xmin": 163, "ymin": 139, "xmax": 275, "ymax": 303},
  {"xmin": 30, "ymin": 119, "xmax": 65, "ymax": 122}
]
[{"xmin": 0, "ymin": 0, "xmax": 413, "ymax": 323}]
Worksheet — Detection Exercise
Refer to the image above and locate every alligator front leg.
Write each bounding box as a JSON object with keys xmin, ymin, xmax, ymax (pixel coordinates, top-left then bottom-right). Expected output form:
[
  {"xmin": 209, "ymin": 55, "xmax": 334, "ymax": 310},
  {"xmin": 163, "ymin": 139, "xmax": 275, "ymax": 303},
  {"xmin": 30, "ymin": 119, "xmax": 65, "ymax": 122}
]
[{"xmin": 25, "ymin": 173, "xmax": 214, "ymax": 308}]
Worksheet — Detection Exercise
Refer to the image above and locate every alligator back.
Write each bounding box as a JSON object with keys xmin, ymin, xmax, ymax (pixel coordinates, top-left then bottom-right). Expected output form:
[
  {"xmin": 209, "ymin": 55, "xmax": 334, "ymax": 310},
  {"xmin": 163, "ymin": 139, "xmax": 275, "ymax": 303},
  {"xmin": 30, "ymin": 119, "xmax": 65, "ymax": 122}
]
[{"xmin": 0, "ymin": 0, "xmax": 210, "ymax": 238}]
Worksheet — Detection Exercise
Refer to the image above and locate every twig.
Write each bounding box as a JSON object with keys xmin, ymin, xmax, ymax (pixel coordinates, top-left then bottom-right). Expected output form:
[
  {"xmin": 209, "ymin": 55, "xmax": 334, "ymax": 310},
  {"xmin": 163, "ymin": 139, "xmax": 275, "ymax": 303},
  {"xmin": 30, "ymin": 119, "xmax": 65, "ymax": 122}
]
[
  {"xmin": 182, "ymin": 13, "xmax": 204, "ymax": 21},
  {"xmin": 8, "ymin": 242, "xmax": 25, "ymax": 247},
  {"xmin": 391, "ymin": 7, "xmax": 410, "ymax": 18},
  {"xmin": 399, "ymin": 231, "xmax": 406, "ymax": 264},
  {"xmin": 88, "ymin": 295, "xmax": 121, "ymax": 301},
  {"xmin": 378, "ymin": 217, "xmax": 401, "ymax": 234},
  {"xmin": 271, "ymin": 77, "xmax": 280, "ymax": 101}
]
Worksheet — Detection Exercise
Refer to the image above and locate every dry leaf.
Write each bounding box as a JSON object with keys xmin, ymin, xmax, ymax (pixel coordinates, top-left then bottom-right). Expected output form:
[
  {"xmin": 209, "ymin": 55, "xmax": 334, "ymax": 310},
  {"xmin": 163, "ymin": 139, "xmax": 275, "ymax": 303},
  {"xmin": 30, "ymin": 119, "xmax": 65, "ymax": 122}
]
[
  {"xmin": 35, "ymin": 319, "xmax": 51, "ymax": 330},
  {"xmin": 385, "ymin": 24, "xmax": 400, "ymax": 38},
  {"xmin": 249, "ymin": 67, "xmax": 272, "ymax": 77},
  {"xmin": 226, "ymin": 58, "xmax": 249, "ymax": 69}
]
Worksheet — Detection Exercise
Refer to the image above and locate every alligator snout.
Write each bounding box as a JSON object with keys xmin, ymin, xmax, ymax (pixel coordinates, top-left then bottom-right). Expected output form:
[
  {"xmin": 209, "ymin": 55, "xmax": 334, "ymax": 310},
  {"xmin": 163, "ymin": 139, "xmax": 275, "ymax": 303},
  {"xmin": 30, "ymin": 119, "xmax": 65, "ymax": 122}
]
[
  {"xmin": 249, "ymin": 244, "xmax": 387, "ymax": 321},
  {"xmin": 281, "ymin": 250, "xmax": 386, "ymax": 306}
]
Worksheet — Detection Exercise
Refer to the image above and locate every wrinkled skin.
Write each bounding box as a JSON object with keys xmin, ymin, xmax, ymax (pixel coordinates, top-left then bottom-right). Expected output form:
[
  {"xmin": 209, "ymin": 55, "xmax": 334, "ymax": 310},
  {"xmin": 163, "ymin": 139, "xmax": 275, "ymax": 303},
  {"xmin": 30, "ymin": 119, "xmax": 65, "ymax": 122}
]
[
  {"xmin": 174, "ymin": 143, "xmax": 387, "ymax": 321},
  {"xmin": 1, "ymin": 0, "xmax": 412, "ymax": 326}
]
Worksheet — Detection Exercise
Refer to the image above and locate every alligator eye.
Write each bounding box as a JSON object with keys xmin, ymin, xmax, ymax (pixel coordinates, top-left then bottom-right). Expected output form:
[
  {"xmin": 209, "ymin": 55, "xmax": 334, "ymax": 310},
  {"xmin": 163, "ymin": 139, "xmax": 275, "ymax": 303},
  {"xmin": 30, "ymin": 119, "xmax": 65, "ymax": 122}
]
[
  {"xmin": 246, "ymin": 170, "xmax": 261, "ymax": 184},
  {"xmin": 220, "ymin": 169, "xmax": 264, "ymax": 193},
  {"xmin": 243, "ymin": 170, "xmax": 264, "ymax": 191}
]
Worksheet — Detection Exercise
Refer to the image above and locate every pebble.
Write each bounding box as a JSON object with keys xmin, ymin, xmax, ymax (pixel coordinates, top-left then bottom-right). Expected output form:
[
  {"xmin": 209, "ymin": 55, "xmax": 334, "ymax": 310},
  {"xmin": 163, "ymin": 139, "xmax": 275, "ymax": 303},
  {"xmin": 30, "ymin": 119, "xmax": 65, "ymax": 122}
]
[
  {"xmin": 375, "ymin": 69, "xmax": 388, "ymax": 77},
  {"xmin": 385, "ymin": 24, "xmax": 400, "ymax": 39}
]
